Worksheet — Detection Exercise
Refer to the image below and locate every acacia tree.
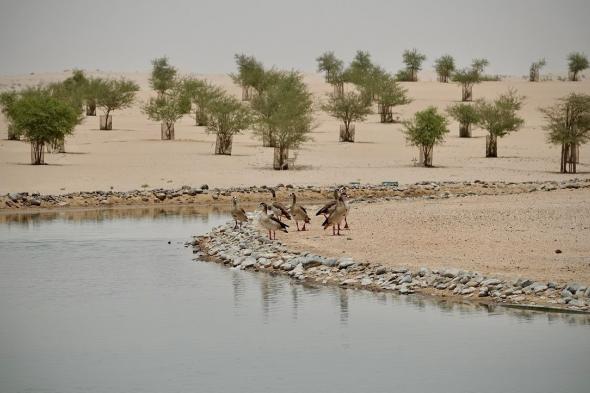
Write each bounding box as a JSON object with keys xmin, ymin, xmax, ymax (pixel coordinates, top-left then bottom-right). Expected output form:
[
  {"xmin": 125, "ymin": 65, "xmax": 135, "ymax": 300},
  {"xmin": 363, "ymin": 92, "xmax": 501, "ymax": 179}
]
[
  {"xmin": 540, "ymin": 93, "xmax": 590, "ymax": 173},
  {"xmin": 567, "ymin": 52, "xmax": 589, "ymax": 81},
  {"xmin": 252, "ymin": 71, "xmax": 314, "ymax": 169},
  {"xmin": 143, "ymin": 82, "xmax": 186, "ymax": 140},
  {"xmin": 84, "ymin": 77, "xmax": 103, "ymax": 116},
  {"xmin": 475, "ymin": 89, "xmax": 524, "ymax": 157},
  {"xmin": 452, "ymin": 58, "xmax": 489, "ymax": 101},
  {"xmin": 231, "ymin": 54, "xmax": 266, "ymax": 100},
  {"xmin": 375, "ymin": 75, "xmax": 411, "ymax": 123},
  {"xmin": 316, "ymin": 51, "xmax": 346, "ymax": 95},
  {"xmin": 529, "ymin": 58, "xmax": 546, "ymax": 82},
  {"xmin": 150, "ymin": 57, "xmax": 177, "ymax": 98},
  {"xmin": 403, "ymin": 107, "xmax": 449, "ymax": 167},
  {"xmin": 344, "ymin": 50, "xmax": 374, "ymax": 87},
  {"xmin": 402, "ymin": 48, "xmax": 426, "ymax": 82},
  {"xmin": 434, "ymin": 55, "xmax": 455, "ymax": 83},
  {"xmin": 447, "ymin": 103, "xmax": 479, "ymax": 137},
  {"xmin": 206, "ymin": 93, "xmax": 251, "ymax": 155},
  {"xmin": 182, "ymin": 78, "xmax": 223, "ymax": 126},
  {"xmin": 0, "ymin": 91, "xmax": 20, "ymax": 140},
  {"xmin": 322, "ymin": 90, "xmax": 372, "ymax": 142},
  {"xmin": 94, "ymin": 78, "xmax": 139, "ymax": 130},
  {"xmin": 4, "ymin": 88, "xmax": 79, "ymax": 164}
]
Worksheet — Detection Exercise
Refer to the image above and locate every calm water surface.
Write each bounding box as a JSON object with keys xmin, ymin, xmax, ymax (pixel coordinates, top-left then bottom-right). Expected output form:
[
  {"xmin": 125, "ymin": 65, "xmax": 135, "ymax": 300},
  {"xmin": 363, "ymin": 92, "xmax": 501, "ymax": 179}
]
[{"xmin": 0, "ymin": 207, "xmax": 589, "ymax": 393}]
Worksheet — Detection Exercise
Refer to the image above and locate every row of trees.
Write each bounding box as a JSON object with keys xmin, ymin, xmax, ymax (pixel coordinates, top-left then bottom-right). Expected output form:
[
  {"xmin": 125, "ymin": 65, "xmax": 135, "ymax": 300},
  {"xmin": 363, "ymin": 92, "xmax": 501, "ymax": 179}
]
[
  {"xmin": 142, "ymin": 56, "xmax": 314, "ymax": 170},
  {"xmin": 404, "ymin": 89, "xmax": 525, "ymax": 166},
  {"xmin": 0, "ymin": 70, "xmax": 139, "ymax": 164}
]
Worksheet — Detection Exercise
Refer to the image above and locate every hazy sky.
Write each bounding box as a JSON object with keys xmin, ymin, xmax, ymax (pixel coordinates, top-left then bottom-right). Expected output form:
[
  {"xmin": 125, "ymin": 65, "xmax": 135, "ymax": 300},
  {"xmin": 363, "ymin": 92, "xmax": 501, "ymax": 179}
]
[{"xmin": 1, "ymin": 0, "xmax": 589, "ymax": 76}]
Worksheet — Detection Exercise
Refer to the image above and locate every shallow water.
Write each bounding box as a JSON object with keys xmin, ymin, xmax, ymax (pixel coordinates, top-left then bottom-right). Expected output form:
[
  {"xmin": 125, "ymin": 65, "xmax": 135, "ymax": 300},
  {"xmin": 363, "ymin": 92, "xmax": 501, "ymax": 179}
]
[{"xmin": 0, "ymin": 207, "xmax": 589, "ymax": 393}]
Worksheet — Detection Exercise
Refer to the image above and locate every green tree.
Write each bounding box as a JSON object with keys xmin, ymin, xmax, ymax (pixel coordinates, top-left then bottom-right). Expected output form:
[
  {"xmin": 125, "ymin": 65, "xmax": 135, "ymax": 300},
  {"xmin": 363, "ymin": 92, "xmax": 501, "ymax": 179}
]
[
  {"xmin": 0, "ymin": 91, "xmax": 20, "ymax": 140},
  {"xmin": 529, "ymin": 58, "xmax": 546, "ymax": 82},
  {"xmin": 447, "ymin": 103, "xmax": 479, "ymax": 137},
  {"xmin": 251, "ymin": 71, "xmax": 314, "ymax": 169},
  {"xmin": 402, "ymin": 107, "xmax": 449, "ymax": 167},
  {"xmin": 95, "ymin": 78, "xmax": 139, "ymax": 130},
  {"xmin": 206, "ymin": 93, "xmax": 251, "ymax": 155},
  {"xmin": 375, "ymin": 75, "xmax": 411, "ymax": 123},
  {"xmin": 143, "ymin": 82, "xmax": 186, "ymax": 140},
  {"xmin": 434, "ymin": 55, "xmax": 455, "ymax": 83},
  {"xmin": 402, "ymin": 48, "xmax": 426, "ymax": 81},
  {"xmin": 231, "ymin": 54, "xmax": 266, "ymax": 100},
  {"xmin": 182, "ymin": 78, "xmax": 224, "ymax": 126},
  {"xmin": 540, "ymin": 93, "xmax": 590, "ymax": 173},
  {"xmin": 317, "ymin": 51, "xmax": 346, "ymax": 95},
  {"xmin": 322, "ymin": 90, "xmax": 372, "ymax": 142},
  {"xmin": 567, "ymin": 52, "xmax": 589, "ymax": 81},
  {"xmin": 452, "ymin": 59, "xmax": 488, "ymax": 102},
  {"xmin": 475, "ymin": 89, "xmax": 524, "ymax": 157},
  {"xmin": 344, "ymin": 50, "xmax": 374, "ymax": 87},
  {"xmin": 6, "ymin": 88, "xmax": 79, "ymax": 164},
  {"xmin": 83, "ymin": 77, "xmax": 103, "ymax": 116},
  {"xmin": 149, "ymin": 57, "xmax": 177, "ymax": 97}
]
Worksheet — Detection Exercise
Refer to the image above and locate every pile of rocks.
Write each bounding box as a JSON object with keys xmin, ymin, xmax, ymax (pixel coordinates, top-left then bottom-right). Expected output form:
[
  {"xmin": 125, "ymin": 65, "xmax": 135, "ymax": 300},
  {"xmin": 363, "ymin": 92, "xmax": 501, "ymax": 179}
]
[
  {"xmin": 3, "ymin": 178, "xmax": 590, "ymax": 210},
  {"xmin": 193, "ymin": 218, "xmax": 590, "ymax": 313}
]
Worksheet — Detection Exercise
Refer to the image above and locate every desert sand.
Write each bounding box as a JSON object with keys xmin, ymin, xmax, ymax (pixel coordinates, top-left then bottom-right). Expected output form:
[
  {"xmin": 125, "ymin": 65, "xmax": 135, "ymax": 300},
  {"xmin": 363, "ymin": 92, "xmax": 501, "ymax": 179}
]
[
  {"xmin": 0, "ymin": 71, "xmax": 589, "ymax": 195},
  {"xmin": 282, "ymin": 188, "xmax": 590, "ymax": 284}
]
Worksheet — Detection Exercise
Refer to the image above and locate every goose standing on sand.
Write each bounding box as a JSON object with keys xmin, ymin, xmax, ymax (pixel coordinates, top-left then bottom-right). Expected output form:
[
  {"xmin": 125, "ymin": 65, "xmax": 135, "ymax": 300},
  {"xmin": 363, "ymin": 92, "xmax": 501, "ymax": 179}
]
[
  {"xmin": 269, "ymin": 188, "xmax": 292, "ymax": 222},
  {"xmin": 231, "ymin": 196, "xmax": 248, "ymax": 229},
  {"xmin": 316, "ymin": 188, "xmax": 351, "ymax": 229},
  {"xmin": 322, "ymin": 193, "xmax": 347, "ymax": 236},
  {"xmin": 258, "ymin": 202, "xmax": 289, "ymax": 240},
  {"xmin": 289, "ymin": 192, "xmax": 311, "ymax": 231}
]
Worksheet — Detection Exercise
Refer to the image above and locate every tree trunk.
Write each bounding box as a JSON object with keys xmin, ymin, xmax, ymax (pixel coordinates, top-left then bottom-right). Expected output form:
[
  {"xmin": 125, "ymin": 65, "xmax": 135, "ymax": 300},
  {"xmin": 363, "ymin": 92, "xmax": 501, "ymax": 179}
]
[
  {"xmin": 31, "ymin": 141, "xmax": 45, "ymax": 165},
  {"xmin": 459, "ymin": 122, "xmax": 472, "ymax": 137},
  {"xmin": 215, "ymin": 133, "xmax": 233, "ymax": 155},
  {"xmin": 7, "ymin": 126, "xmax": 19, "ymax": 140},
  {"xmin": 86, "ymin": 101, "xmax": 96, "ymax": 116},
  {"xmin": 99, "ymin": 115, "xmax": 112, "ymax": 130},
  {"xmin": 419, "ymin": 145, "xmax": 433, "ymax": 167},
  {"xmin": 242, "ymin": 86, "xmax": 251, "ymax": 101},
  {"xmin": 462, "ymin": 84, "xmax": 473, "ymax": 101},
  {"xmin": 340, "ymin": 123, "xmax": 355, "ymax": 142},
  {"xmin": 560, "ymin": 143, "xmax": 567, "ymax": 173},
  {"xmin": 273, "ymin": 146, "xmax": 290, "ymax": 170},
  {"xmin": 161, "ymin": 122, "xmax": 175, "ymax": 140},
  {"xmin": 486, "ymin": 134, "xmax": 498, "ymax": 157},
  {"xmin": 379, "ymin": 105, "xmax": 393, "ymax": 123},
  {"xmin": 262, "ymin": 129, "xmax": 276, "ymax": 147},
  {"xmin": 567, "ymin": 143, "xmax": 579, "ymax": 174},
  {"xmin": 333, "ymin": 82, "xmax": 344, "ymax": 96}
]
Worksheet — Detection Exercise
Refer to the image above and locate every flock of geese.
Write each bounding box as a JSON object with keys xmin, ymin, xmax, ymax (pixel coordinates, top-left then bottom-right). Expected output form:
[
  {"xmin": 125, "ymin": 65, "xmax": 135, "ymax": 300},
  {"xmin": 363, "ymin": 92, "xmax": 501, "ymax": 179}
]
[{"xmin": 231, "ymin": 188, "xmax": 350, "ymax": 240}]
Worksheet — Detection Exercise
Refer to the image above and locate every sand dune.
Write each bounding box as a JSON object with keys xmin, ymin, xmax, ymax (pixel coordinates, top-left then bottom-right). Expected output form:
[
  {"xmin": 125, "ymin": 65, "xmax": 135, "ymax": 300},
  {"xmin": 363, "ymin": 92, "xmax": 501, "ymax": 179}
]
[{"xmin": 0, "ymin": 71, "xmax": 589, "ymax": 194}]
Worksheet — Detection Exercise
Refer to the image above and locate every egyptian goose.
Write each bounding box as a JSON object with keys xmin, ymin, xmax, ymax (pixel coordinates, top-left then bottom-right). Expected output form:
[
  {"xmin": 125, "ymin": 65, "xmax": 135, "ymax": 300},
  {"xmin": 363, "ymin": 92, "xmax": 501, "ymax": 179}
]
[
  {"xmin": 258, "ymin": 202, "xmax": 289, "ymax": 240},
  {"xmin": 322, "ymin": 194, "xmax": 347, "ymax": 236},
  {"xmin": 289, "ymin": 192, "xmax": 311, "ymax": 231},
  {"xmin": 231, "ymin": 196, "xmax": 248, "ymax": 229},
  {"xmin": 316, "ymin": 188, "xmax": 350, "ymax": 229},
  {"xmin": 269, "ymin": 188, "xmax": 292, "ymax": 222}
]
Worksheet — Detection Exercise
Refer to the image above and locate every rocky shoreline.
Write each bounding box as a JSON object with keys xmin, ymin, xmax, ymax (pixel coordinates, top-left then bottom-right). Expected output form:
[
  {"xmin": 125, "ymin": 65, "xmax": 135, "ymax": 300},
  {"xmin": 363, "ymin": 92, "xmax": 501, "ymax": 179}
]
[
  {"xmin": 2, "ymin": 178, "xmax": 590, "ymax": 211},
  {"xmin": 192, "ymin": 211, "xmax": 590, "ymax": 314}
]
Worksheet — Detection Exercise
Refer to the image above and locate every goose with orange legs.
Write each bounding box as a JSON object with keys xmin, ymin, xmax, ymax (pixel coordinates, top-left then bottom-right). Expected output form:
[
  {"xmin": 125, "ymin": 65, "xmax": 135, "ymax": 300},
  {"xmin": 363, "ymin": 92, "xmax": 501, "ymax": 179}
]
[
  {"xmin": 258, "ymin": 202, "xmax": 289, "ymax": 240},
  {"xmin": 289, "ymin": 192, "xmax": 311, "ymax": 231}
]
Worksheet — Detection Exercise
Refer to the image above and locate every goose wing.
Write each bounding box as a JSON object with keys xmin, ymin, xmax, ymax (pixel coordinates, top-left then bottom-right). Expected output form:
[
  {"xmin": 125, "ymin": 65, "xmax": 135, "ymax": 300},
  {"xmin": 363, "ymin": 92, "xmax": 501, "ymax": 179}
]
[
  {"xmin": 270, "ymin": 214, "xmax": 289, "ymax": 230},
  {"xmin": 316, "ymin": 200, "xmax": 336, "ymax": 216},
  {"xmin": 272, "ymin": 202, "xmax": 292, "ymax": 219}
]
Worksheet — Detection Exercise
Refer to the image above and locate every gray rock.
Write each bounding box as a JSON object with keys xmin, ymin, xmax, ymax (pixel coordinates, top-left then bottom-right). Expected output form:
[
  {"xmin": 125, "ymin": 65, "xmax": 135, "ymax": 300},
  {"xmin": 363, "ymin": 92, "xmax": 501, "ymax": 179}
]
[
  {"xmin": 478, "ymin": 287, "xmax": 489, "ymax": 297},
  {"xmin": 399, "ymin": 284, "xmax": 413, "ymax": 294},
  {"xmin": 561, "ymin": 289, "xmax": 574, "ymax": 298},
  {"xmin": 481, "ymin": 278, "xmax": 501, "ymax": 287},
  {"xmin": 391, "ymin": 267, "xmax": 408, "ymax": 274},
  {"xmin": 341, "ymin": 279, "xmax": 357, "ymax": 286},
  {"xmin": 241, "ymin": 249, "xmax": 252, "ymax": 256},
  {"xmin": 418, "ymin": 267, "xmax": 429, "ymax": 277},
  {"xmin": 338, "ymin": 258, "xmax": 355, "ymax": 269},
  {"xmin": 8, "ymin": 192, "xmax": 21, "ymax": 202},
  {"xmin": 201, "ymin": 184, "xmax": 209, "ymax": 190},
  {"xmin": 257, "ymin": 257, "xmax": 271, "ymax": 267},
  {"xmin": 461, "ymin": 287, "xmax": 475, "ymax": 295},
  {"xmin": 155, "ymin": 193, "xmax": 166, "ymax": 201},
  {"xmin": 443, "ymin": 268, "xmax": 460, "ymax": 278},
  {"xmin": 241, "ymin": 257, "xmax": 256, "ymax": 268},
  {"xmin": 569, "ymin": 299, "xmax": 586, "ymax": 307},
  {"xmin": 322, "ymin": 258, "xmax": 338, "ymax": 267},
  {"xmin": 531, "ymin": 283, "xmax": 548, "ymax": 293},
  {"xmin": 29, "ymin": 198, "xmax": 41, "ymax": 206},
  {"xmin": 375, "ymin": 266, "xmax": 387, "ymax": 275},
  {"xmin": 280, "ymin": 263, "xmax": 294, "ymax": 271},
  {"xmin": 399, "ymin": 274, "xmax": 412, "ymax": 284},
  {"xmin": 519, "ymin": 278, "xmax": 534, "ymax": 288},
  {"xmin": 361, "ymin": 277, "xmax": 373, "ymax": 286}
]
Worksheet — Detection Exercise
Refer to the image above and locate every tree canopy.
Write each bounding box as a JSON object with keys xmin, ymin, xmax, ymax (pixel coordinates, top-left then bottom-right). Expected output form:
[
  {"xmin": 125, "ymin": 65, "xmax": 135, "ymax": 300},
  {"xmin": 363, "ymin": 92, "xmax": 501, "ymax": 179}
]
[
  {"xmin": 402, "ymin": 48, "xmax": 426, "ymax": 81},
  {"xmin": 3, "ymin": 88, "xmax": 79, "ymax": 164},
  {"xmin": 143, "ymin": 81, "xmax": 187, "ymax": 125},
  {"xmin": 402, "ymin": 107, "xmax": 449, "ymax": 166},
  {"xmin": 316, "ymin": 51, "xmax": 345, "ymax": 85},
  {"xmin": 434, "ymin": 55, "xmax": 455, "ymax": 82},
  {"xmin": 182, "ymin": 78, "xmax": 224, "ymax": 126},
  {"xmin": 322, "ymin": 90, "xmax": 372, "ymax": 132},
  {"xmin": 94, "ymin": 78, "xmax": 140, "ymax": 117},
  {"xmin": 231, "ymin": 54, "xmax": 267, "ymax": 94},
  {"xmin": 149, "ymin": 57, "xmax": 177, "ymax": 96},
  {"xmin": 206, "ymin": 93, "xmax": 252, "ymax": 137},
  {"xmin": 447, "ymin": 103, "xmax": 479, "ymax": 126},
  {"xmin": 475, "ymin": 89, "xmax": 524, "ymax": 138},
  {"xmin": 567, "ymin": 52, "xmax": 589, "ymax": 81}
]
